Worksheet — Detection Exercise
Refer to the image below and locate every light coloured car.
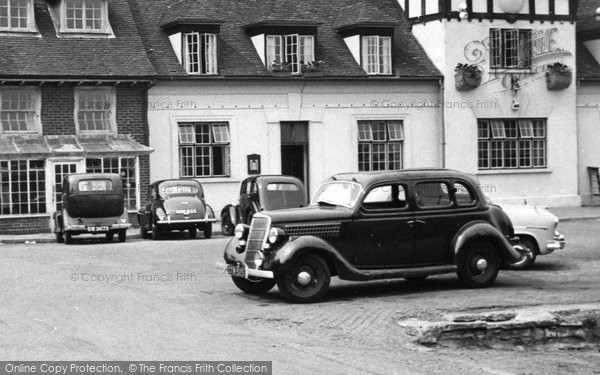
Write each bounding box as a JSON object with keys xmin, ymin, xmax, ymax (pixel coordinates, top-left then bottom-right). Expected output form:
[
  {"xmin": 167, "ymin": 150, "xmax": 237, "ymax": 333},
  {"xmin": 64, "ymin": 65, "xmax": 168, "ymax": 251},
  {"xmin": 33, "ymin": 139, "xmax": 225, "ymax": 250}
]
[{"xmin": 498, "ymin": 204, "xmax": 566, "ymax": 270}]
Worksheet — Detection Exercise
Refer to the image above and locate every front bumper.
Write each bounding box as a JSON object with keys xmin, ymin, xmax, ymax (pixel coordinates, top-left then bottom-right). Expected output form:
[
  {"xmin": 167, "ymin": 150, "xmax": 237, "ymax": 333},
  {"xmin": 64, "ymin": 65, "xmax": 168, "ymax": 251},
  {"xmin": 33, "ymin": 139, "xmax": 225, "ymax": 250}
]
[
  {"xmin": 156, "ymin": 218, "xmax": 216, "ymax": 225},
  {"xmin": 545, "ymin": 232, "xmax": 566, "ymax": 252},
  {"xmin": 216, "ymin": 261, "xmax": 274, "ymax": 279}
]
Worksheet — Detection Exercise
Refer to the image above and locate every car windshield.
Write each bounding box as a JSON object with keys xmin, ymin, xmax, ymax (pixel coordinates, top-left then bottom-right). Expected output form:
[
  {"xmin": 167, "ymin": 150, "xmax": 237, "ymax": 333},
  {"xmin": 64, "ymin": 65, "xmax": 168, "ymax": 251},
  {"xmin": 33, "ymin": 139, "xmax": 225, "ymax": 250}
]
[
  {"xmin": 311, "ymin": 181, "xmax": 363, "ymax": 208},
  {"xmin": 158, "ymin": 181, "xmax": 200, "ymax": 199}
]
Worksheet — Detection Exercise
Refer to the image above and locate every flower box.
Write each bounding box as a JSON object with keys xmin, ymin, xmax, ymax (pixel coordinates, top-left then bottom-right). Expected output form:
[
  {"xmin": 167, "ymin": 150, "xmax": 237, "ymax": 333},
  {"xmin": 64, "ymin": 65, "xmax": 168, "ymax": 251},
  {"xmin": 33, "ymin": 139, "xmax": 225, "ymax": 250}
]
[
  {"xmin": 546, "ymin": 63, "xmax": 572, "ymax": 91},
  {"xmin": 455, "ymin": 63, "xmax": 482, "ymax": 91}
]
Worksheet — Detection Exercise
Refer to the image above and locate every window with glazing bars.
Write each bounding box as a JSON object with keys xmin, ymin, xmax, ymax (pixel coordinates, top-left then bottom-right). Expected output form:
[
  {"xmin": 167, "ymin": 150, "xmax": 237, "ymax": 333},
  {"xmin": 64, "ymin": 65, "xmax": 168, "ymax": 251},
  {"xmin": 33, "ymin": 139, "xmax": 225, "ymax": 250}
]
[
  {"xmin": 0, "ymin": 88, "xmax": 38, "ymax": 133},
  {"xmin": 478, "ymin": 119, "xmax": 546, "ymax": 169},
  {"xmin": 0, "ymin": 159, "xmax": 45, "ymax": 215},
  {"xmin": 86, "ymin": 157, "xmax": 137, "ymax": 209},
  {"xmin": 76, "ymin": 88, "xmax": 113, "ymax": 132},
  {"xmin": 0, "ymin": 0, "xmax": 31, "ymax": 30},
  {"xmin": 184, "ymin": 32, "xmax": 217, "ymax": 74},
  {"xmin": 63, "ymin": 0, "xmax": 105, "ymax": 31},
  {"xmin": 358, "ymin": 120, "xmax": 403, "ymax": 171},
  {"xmin": 490, "ymin": 29, "xmax": 531, "ymax": 69},
  {"xmin": 266, "ymin": 34, "xmax": 315, "ymax": 74},
  {"xmin": 178, "ymin": 122, "xmax": 230, "ymax": 177},
  {"xmin": 361, "ymin": 36, "xmax": 392, "ymax": 75}
]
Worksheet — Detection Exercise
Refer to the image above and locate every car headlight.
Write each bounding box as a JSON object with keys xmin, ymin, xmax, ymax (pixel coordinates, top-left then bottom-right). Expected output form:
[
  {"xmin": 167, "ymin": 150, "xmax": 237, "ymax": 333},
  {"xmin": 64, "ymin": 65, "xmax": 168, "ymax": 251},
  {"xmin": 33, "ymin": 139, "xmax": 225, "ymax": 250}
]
[
  {"xmin": 268, "ymin": 227, "xmax": 285, "ymax": 245},
  {"xmin": 234, "ymin": 224, "xmax": 250, "ymax": 240},
  {"xmin": 156, "ymin": 208, "xmax": 166, "ymax": 221}
]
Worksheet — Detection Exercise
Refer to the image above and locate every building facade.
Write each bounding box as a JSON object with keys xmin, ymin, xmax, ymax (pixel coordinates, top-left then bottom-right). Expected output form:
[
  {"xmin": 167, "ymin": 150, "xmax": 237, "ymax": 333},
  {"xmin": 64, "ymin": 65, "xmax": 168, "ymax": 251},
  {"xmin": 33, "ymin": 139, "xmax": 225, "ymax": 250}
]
[
  {"xmin": 0, "ymin": 0, "xmax": 155, "ymax": 233},
  {"xmin": 133, "ymin": 0, "xmax": 444, "ymax": 213}
]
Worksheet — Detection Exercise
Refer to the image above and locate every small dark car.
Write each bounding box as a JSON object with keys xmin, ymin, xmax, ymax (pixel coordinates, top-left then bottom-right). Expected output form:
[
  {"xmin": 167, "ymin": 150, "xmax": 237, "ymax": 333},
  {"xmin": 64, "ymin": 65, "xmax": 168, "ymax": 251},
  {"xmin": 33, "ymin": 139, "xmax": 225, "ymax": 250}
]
[
  {"xmin": 138, "ymin": 179, "xmax": 215, "ymax": 240},
  {"xmin": 220, "ymin": 169, "xmax": 529, "ymax": 303},
  {"xmin": 220, "ymin": 175, "xmax": 307, "ymax": 236},
  {"xmin": 52, "ymin": 173, "xmax": 131, "ymax": 244}
]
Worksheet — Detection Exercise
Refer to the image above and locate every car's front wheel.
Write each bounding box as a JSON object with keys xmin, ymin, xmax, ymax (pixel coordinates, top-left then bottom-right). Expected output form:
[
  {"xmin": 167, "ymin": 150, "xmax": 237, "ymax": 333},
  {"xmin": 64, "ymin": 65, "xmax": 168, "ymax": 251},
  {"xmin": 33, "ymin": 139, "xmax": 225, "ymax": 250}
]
[
  {"xmin": 276, "ymin": 254, "xmax": 330, "ymax": 303},
  {"xmin": 231, "ymin": 276, "xmax": 276, "ymax": 294},
  {"xmin": 189, "ymin": 227, "xmax": 197, "ymax": 238},
  {"xmin": 457, "ymin": 240, "xmax": 500, "ymax": 288},
  {"xmin": 221, "ymin": 213, "xmax": 234, "ymax": 236},
  {"xmin": 151, "ymin": 222, "xmax": 162, "ymax": 240},
  {"xmin": 507, "ymin": 237, "xmax": 537, "ymax": 270}
]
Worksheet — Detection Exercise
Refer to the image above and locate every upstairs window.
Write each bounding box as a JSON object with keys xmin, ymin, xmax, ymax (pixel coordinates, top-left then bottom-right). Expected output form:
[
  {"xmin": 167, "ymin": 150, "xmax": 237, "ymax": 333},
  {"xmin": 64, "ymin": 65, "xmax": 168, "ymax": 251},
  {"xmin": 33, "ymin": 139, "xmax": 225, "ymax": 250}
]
[
  {"xmin": 266, "ymin": 34, "xmax": 315, "ymax": 74},
  {"xmin": 0, "ymin": 0, "xmax": 35, "ymax": 32},
  {"xmin": 490, "ymin": 29, "xmax": 531, "ymax": 70},
  {"xmin": 60, "ymin": 0, "xmax": 110, "ymax": 33},
  {"xmin": 75, "ymin": 87, "xmax": 115, "ymax": 133},
  {"xmin": 362, "ymin": 36, "xmax": 392, "ymax": 75},
  {"xmin": 0, "ymin": 88, "xmax": 40, "ymax": 134},
  {"xmin": 184, "ymin": 32, "xmax": 218, "ymax": 75}
]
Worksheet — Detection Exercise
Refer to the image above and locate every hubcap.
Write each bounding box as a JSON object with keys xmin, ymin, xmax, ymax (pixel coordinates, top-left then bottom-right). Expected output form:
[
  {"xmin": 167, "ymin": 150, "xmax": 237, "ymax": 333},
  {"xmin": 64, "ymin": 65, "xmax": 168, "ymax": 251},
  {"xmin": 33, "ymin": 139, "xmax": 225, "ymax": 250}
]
[
  {"xmin": 476, "ymin": 258, "xmax": 488, "ymax": 271},
  {"xmin": 296, "ymin": 271, "xmax": 313, "ymax": 286}
]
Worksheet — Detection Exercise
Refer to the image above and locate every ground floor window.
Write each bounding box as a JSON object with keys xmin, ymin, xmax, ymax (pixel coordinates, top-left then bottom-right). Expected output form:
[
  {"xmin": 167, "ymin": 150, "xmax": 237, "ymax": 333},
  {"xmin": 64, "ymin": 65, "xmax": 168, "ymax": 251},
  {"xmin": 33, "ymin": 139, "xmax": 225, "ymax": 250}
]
[
  {"xmin": 357, "ymin": 120, "xmax": 403, "ymax": 171},
  {"xmin": 86, "ymin": 157, "xmax": 137, "ymax": 209},
  {"xmin": 0, "ymin": 159, "xmax": 45, "ymax": 215},
  {"xmin": 478, "ymin": 119, "xmax": 546, "ymax": 169},
  {"xmin": 178, "ymin": 122, "xmax": 231, "ymax": 177}
]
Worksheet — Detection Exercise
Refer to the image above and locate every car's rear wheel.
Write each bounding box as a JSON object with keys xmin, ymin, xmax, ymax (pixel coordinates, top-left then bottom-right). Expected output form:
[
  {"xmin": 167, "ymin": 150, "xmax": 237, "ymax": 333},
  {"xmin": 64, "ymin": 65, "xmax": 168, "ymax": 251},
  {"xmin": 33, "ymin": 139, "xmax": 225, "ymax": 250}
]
[
  {"xmin": 151, "ymin": 222, "xmax": 162, "ymax": 240},
  {"xmin": 203, "ymin": 224, "xmax": 212, "ymax": 239},
  {"xmin": 64, "ymin": 231, "xmax": 73, "ymax": 245},
  {"xmin": 276, "ymin": 254, "xmax": 330, "ymax": 303},
  {"xmin": 118, "ymin": 230, "xmax": 126, "ymax": 243},
  {"xmin": 231, "ymin": 276, "xmax": 276, "ymax": 294},
  {"xmin": 106, "ymin": 231, "xmax": 114, "ymax": 242},
  {"xmin": 189, "ymin": 227, "xmax": 197, "ymax": 238},
  {"xmin": 140, "ymin": 223, "xmax": 150, "ymax": 239},
  {"xmin": 221, "ymin": 213, "xmax": 234, "ymax": 236},
  {"xmin": 507, "ymin": 237, "xmax": 538, "ymax": 270},
  {"xmin": 55, "ymin": 231, "xmax": 64, "ymax": 243},
  {"xmin": 457, "ymin": 240, "xmax": 500, "ymax": 288}
]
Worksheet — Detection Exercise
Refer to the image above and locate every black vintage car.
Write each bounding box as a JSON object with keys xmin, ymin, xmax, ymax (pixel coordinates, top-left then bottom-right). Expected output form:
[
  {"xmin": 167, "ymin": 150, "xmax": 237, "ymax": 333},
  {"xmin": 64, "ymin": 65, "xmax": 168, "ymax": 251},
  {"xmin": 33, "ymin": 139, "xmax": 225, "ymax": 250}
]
[
  {"xmin": 52, "ymin": 173, "xmax": 132, "ymax": 244},
  {"xmin": 220, "ymin": 175, "xmax": 307, "ymax": 236},
  {"xmin": 220, "ymin": 169, "xmax": 529, "ymax": 303},
  {"xmin": 137, "ymin": 179, "xmax": 215, "ymax": 240}
]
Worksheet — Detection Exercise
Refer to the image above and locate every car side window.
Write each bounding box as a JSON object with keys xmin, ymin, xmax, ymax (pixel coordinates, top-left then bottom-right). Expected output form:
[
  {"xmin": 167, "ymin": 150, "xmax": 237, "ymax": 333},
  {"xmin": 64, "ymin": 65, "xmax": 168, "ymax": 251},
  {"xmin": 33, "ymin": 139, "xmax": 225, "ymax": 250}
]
[
  {"xmin": 363, "ymin": 184, "xmax": 408, "ymax": 210},
  {"xmin": 454, "ymin": 182, "xmax": 476, "ymax": 206},
  {"xmin": 415, "ymin": 182, "xmax": 451, "ymax": 208}
]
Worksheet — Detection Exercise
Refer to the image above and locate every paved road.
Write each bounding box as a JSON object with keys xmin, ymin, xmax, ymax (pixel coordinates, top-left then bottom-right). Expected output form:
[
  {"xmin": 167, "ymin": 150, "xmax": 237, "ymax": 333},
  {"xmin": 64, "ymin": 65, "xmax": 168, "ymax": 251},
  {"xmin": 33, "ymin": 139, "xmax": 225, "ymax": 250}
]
[{"xmin": 0, "ymin": 220, "xmax": 599, "ymax": 374}]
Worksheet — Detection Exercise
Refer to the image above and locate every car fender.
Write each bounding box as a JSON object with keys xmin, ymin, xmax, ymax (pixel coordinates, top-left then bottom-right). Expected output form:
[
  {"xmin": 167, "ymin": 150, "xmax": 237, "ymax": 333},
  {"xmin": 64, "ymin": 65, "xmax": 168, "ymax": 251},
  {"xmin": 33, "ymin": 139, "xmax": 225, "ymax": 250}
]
[
  {"xmin": 270, "ymin": 236, "xmax": 354, "ymax": 277},
  {"xmin": 51, "ymin": 211, "xmax": 63, "ymax": 233},
  {"xmin": 452, "ymin": 221, "xmax": 522, "ymax": 264}
]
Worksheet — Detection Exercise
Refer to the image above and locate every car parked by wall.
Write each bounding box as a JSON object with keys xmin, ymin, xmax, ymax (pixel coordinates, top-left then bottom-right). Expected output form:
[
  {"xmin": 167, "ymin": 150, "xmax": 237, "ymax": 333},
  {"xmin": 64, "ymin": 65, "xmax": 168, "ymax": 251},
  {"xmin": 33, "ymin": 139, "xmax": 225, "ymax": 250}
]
[
  {"xmin": 52, "ymin": 173, "xmax": 131, "ymax": 244},
  {"xmin": 499, "ymin": 204, "xmax": 566, "ymax": 270},
  {"xmin": 138, "ymin": 179, "xmax": 215, "ymax": 240},
  {"xmin": 220, "ymin": 175, "xmax": 307, "ymax": 236},
  {"xmin": 219, "ymin": 169, "xmax": 529, "ymax": 303}
]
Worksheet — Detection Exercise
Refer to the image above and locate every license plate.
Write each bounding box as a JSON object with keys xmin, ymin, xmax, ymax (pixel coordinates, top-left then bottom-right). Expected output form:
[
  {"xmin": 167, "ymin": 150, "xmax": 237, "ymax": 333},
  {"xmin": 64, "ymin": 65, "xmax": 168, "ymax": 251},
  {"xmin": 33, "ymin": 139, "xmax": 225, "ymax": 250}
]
[
  {"xmin": 226, "ymin": 265, "xmax": 247, "ymax": 278},
  {"xmin": 87, "ymin": 226, "xmax": 109, "ymax": 232}
]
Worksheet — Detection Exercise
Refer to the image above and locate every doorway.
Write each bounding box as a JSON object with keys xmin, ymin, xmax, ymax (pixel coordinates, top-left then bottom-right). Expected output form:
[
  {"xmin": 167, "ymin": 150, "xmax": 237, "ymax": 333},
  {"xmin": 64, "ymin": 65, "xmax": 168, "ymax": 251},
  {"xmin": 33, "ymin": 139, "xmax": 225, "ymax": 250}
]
[
  {"xmin": 280, "ymin": 122, "xmax": 309, "ymax": 195},
  {"xmin": 48, "ymin": 160, "xmax": 82, "ymax": 211}
]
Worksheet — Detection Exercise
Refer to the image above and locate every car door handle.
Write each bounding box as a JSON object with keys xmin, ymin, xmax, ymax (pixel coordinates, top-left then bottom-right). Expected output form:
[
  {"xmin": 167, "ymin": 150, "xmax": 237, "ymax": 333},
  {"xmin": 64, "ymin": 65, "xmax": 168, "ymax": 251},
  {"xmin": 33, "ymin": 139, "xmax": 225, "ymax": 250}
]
[{"xmin": 407, "ymin": 220, "xmax": 427, "ymax": 225}]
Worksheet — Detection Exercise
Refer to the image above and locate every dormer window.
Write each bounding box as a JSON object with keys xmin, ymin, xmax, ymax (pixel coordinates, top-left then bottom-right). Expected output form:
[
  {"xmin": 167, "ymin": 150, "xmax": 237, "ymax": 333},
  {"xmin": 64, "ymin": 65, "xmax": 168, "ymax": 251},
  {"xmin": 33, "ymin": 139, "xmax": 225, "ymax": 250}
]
[
  {"xmin": 266, "ymin": 34, "xmax": 315, "ymax": 74},
  {"xmin": 184, "ymin": 32, "xmax": 218, "ymax": 75},
  {"xmin": 0, "ymin": 0, "xmax": 36, "ymax": 32},
  {"xmin": 52, "ymin": 0, "xmax": 111, "ymax": 34},
  {"xmin": 362, "ymin": 36, "xmax": 392, "ymax": 75}
]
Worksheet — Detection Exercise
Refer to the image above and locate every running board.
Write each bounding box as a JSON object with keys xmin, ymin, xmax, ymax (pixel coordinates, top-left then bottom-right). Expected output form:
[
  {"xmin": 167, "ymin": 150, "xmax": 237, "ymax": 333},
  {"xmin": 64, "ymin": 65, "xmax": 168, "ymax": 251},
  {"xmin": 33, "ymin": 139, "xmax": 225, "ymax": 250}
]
[{"xmin": 339, "ymin": 265, "xmax": 458, "ymax": 282}]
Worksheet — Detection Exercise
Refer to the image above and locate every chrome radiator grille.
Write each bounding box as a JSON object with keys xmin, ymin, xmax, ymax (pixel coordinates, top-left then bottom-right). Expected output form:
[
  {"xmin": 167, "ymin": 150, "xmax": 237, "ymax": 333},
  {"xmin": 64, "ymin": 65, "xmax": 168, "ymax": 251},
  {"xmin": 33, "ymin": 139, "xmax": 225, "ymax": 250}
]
[
  {"xmin": 244, "ymin": 215, "xmax": 270, "ymax": 269},
  {"xmin": 284, "ymin": 222, "xmax": 341, "ymax": 238}
]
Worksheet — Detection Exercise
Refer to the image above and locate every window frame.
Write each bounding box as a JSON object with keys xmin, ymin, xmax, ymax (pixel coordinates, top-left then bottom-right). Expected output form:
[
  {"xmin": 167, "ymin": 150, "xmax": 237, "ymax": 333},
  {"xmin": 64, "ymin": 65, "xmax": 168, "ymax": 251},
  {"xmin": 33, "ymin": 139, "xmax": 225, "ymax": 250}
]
[
  {"xmin": 74, "ymin": 86, "xmax": 116, "ymax": 134},
  {"xmin": 178, "ymin": 122, "xmax": 231, "ymax": 178},
  {"xmin": 361, "ymin": 35, "xmax": 392, "ymax": 75},
  {"xmin": 489, "ymin": 28, "xmax": 532, "ymax": 70},
  {"xmin": 357, "ymin": 120, "xmax": 404, "ymax": 172},
  {"xmin": 0, "ymin": 87, "xmax": 41, "ymax": 135},
  {"xmin": 265, "ymin": 34, "xmax": 315, "ymax": 74},
  {"xmin": 0, "ymin": 0, "xmax": 36, "ymax": 32},
  {"xmin": 414, "ymin": 181, "xmax": 453, "ymax": 210},
  {"xmin": 0, "ymin": 159, "xmax": 46, "ymax": 215},
  {"xmin": 59, "ymin": 0, "xmax": 110, "ymax": 34},
  {"xmin": 478, "ymin": 119, "xmax": 547, "ymax": 170},
  {"xmin": 183, "ymin": 32, "xmax": 218, "ymax": 75}
]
